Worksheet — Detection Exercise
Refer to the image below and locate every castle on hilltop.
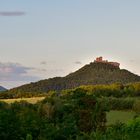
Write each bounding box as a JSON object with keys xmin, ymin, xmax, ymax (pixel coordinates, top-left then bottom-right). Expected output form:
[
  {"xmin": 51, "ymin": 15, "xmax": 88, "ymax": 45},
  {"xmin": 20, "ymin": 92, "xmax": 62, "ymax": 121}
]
[{"xmin": 94, "ymin": 57, "xmax": 120, "ymax": 68}]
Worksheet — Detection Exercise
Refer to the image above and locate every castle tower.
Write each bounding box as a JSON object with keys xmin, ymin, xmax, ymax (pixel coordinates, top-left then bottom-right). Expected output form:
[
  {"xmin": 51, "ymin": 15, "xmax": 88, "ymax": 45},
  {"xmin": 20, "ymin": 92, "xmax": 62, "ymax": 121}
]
[{"xmin": 94, "ymin": 57, "xmax": 120, "ymax": 68}]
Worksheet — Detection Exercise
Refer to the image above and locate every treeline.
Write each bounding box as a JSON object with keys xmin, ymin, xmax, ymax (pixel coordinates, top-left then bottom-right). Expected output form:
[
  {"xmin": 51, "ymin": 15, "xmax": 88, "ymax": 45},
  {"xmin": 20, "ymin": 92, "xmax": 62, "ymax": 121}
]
[
  {"xmin": 99, "ymin": 97, "xmax": 140, "ymax": 112},
  {"xmin": 63, "ymin": 87, "xmax": 140, "ymax": 112},
  {"xmin": 0, "ymin": 88, "xmax": 140, "ymax": 140},
  {"xmin": 78, "ymin": 82, "xmax": 140, "ymax": 97},
  {"xmin": 1, "ymin": 82, "xmax": 140, "ymax": 99}
]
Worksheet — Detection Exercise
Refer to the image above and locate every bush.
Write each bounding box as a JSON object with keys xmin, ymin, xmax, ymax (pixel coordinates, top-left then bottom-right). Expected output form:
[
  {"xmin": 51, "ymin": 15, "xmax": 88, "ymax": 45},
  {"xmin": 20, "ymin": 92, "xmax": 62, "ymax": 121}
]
[
  {"xmin": 99, "ymin": 97, "xmax": 135, "ymax": 110},
  {"xmin": 133, "ymin": 100, "xmax": 140, "ymax": 114}
]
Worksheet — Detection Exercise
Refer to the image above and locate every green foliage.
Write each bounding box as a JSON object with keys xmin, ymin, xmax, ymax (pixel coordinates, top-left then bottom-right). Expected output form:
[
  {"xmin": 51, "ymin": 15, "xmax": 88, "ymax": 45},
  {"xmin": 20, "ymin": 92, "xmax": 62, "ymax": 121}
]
[
  {"xmin": 133, "ymin": 100, "xmax": 140, "ymax": 114},
  {"xmin": 107, "ymin": 111, "xmax": 136, "ymax": 125},
  {"xmin": 0, "ymin": 101, "xmax": 40, "ymax": 140},
  {"xmin": 26, "ymin": 134, "xmax": 32, "ymax": 140},
  {"xmin": 76, "ymin": 118, "xmax": 140, "ymax": 140},
  {"xmin": 0, "ymin": 92, "xmax": 107, "ymax": 140},
  {"xmin": 0, "ymin": 88, "xmax": 140, "ymax": 140},
  {"xmin": 99, "ymin": 97, "xmax": 135, "ymax": 110}
]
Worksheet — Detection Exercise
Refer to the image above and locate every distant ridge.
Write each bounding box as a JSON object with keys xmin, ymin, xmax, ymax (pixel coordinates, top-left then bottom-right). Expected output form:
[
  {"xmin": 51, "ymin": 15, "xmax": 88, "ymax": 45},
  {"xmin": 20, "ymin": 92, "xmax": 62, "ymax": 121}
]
[
  {"xmin": 0, "ymin": 86, "xmax": 7, "ymax": 92},
  {"xmin": 6, "ymin": 58, "xmax": 140, "ymax": 95}
]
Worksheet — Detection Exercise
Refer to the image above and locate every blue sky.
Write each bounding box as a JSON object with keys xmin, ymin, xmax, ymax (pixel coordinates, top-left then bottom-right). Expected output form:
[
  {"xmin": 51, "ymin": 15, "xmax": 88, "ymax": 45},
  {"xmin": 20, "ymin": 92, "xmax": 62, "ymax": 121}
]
[{"xmin": 1, "ymin": 0, "xmax": 140, "ymax": 88}]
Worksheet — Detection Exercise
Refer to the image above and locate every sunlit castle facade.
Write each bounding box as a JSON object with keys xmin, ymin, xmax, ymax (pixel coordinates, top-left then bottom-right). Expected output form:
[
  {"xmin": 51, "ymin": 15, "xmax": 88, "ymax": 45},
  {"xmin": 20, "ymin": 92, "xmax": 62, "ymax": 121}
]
[{"xmin": 94, "ymin": 57, "xmax": 120, "ymax": 68}]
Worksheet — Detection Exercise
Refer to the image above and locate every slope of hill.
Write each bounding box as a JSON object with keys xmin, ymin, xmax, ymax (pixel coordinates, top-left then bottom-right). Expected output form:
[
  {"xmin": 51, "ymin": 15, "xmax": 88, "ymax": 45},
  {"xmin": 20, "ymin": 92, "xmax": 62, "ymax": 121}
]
[
  {"xmin": 0, "ymin": 86, "xmax": 7, "ymax": 92},
  {"xmin": 6, "ymin": 62, "xmax": 140, "ymax": 94}
]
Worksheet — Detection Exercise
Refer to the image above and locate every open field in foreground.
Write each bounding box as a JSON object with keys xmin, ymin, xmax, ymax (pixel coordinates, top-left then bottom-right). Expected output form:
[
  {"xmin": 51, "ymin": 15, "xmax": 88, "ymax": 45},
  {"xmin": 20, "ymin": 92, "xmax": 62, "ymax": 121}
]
[
  {"xmin": 0, "ymin": 97, "xmax": 45, "ymax": 104},
  {"xmin": 107, "ymin": 110, "xmax": 136, "ymax": 125}
]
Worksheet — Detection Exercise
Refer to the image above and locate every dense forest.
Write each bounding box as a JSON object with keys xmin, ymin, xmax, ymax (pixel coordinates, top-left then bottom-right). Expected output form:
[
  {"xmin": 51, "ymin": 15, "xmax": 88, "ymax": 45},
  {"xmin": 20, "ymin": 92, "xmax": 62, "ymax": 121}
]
[
  {"xmin": 2, "ymin": 62, "xmax": 140, "ymax": 98},
  {"xmin": 0, "ymin": 87, "xmax": 140, "ymax": 140}
]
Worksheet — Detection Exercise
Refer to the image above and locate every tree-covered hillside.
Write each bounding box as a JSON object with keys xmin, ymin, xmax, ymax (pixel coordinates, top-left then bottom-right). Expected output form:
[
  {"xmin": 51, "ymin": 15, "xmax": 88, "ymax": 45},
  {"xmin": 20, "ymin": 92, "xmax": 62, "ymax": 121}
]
[{"xmin": 2, "ymin": 62, "xmax": 140, "ymax": 97}]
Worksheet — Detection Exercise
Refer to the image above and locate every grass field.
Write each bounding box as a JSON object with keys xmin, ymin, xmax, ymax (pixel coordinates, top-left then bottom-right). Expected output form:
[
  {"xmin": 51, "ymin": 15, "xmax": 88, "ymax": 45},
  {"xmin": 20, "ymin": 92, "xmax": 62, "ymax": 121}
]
[
  {"xmin": 0, "ymin": 97, "xmax": 45, "ymax": 104},
  {"xmin": 107, "ymin": 110, "xmax": 136, "ymax": 125}
]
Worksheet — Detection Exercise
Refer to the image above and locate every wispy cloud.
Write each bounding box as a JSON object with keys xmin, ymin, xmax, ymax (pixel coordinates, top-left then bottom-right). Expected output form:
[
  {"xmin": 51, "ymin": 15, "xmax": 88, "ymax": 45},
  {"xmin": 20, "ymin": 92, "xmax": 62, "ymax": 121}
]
[
  {"xmin": 75, "ymin": 61, "xmax": 82, "ymax": 65},
  {"xmin": 40, "ymin": 61, "xmax": 47, "ymax": 65},
  {"xmin": 0, "ymin": 11, "xmax": 25, "ymax": 16},
  {"xmin": 0, "ymin": 61, "xmax": 66, "ymax": 88},
  {"xmin": 0, "ymin": 62, "xmax": 38, "ymax": 82}
]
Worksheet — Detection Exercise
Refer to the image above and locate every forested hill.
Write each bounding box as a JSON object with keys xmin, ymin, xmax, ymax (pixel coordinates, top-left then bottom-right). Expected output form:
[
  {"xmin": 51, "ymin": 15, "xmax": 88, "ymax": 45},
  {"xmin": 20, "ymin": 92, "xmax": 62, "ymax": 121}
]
[
  {"xmin": 0, "ymin": 86, "xmax": 7, "ymax": 92},
  {"xmin": 5, "ymin": 62, "xmax": 140, "ymax": 95}
]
